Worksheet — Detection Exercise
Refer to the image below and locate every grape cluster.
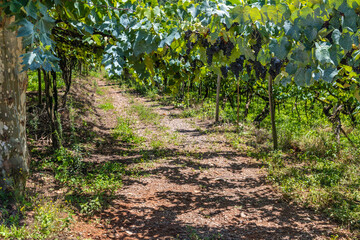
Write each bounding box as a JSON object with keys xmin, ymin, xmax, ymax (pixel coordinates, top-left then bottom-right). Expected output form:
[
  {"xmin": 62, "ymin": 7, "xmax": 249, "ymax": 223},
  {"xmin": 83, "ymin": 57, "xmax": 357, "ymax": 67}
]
[
  {"xmin": 190, "ymin": 59, "xmax": 203, "ymax": 70},
  {"xmin": 184, "ymin": 30, "xmax": 192, "ymax": 40},
  {"xmin": 252, "ymin": 31, "xmax": 262, "ymax": 56},
  {"xmin": 246, "ymin": 64, "xmax": 252, "ymax": 75},
  {"xmin": 223, "ymin": 22, "xmax": 240, "ymax": 31},
  {"xmin": 254, "ymin": 61, "xmax": 267, "ymax": 79},
  {"xmin": 154, "ymin": 60, "xmax": 161, "ymax": 68},
  {"xmin": 220, "ymin": 40, "xmax": 234, "ymax": 57},
  {"xmin": 205, "ymin": 37, "xmax": 235, "ymax": 65},
  {"xmin": 230, "ymin": 55, "xmax": 245, "ymax": 78},
  {"xmin": 221, "ymin": 66, "xmax": 230, "ymax": 78},
  {"xmin": 184, "ymin": 30, "xmax": 199, "ymax": 55},
  {"xmin": 186, "ymin": 41, "xmax": 195, "ymax": 55},
  {"xmin": 269, "ymin": 57, "xmax": 282, "ymax": 78},
  {"xmin": 201, "ymin": 38, "xmax": 210, "ymax": 48},
  {"xmin": 353, "ymin": 66, "xmax": 360, "ymax": 74},
  {"xmin": 206, "ymin": 47, "xmax": 214, "ymax": 65}
]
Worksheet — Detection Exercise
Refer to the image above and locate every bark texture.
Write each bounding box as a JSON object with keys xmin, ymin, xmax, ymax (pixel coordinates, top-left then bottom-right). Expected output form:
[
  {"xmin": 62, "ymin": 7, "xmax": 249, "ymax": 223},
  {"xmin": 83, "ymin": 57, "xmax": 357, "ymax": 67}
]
[
  {"xmin": 215, "ymin": 74, "xmax": 221, "ymax": 122},
  {"xmin": 0, "ymin": 17, "xmax": 29, "ymax": 191},
  {"xmin": 268, "ymin": 75, "xmax": 278, "ymax": 150}
]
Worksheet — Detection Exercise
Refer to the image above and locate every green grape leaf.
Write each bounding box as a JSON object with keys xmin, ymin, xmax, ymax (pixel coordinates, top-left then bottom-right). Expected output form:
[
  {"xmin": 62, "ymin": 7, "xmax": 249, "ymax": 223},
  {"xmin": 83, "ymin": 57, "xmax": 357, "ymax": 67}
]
[
  {"xmin": 17, "ymin": 19, "xmax": 34, "ymax": 37},
  {"xmin": 237, "ymin": 38, "xmax": 254, "ymax": 61},
  {"xmin": 354, "ymin": 88, "xmax": 360, "ymax": 102},
  {"xmin": 21, "ymin": 51, "xmax": 38, "ymax": 69},
  {"xmin": 322, "ymin": 65, "xmax": 340, "ymax": 83},
  {"xmin": 10, "ymin": 0, "xmax": 23, "ymax": 13},
  {"xmin": 92, "ymin": 34, "xmax": 102, "ymax": 46},
  {"xmin": 257, "ymin": 47, "xmax": 271, "ymax": 65},
  {"xmin": 305, "ymin": 27, "xmax": 318, "ymax": 42},
  {"xmin": 284, "ymin": 20, "xmax": 301, "ymax": 41},
  {"xmin": 329, "ymin": 44, "xmax": 344, "ymax": 66},
  {"xmin": 160, "ymin": 28, "xmax": 180, "ymax": 48},
  {"xmin": 291, "ymin": 44, "xmax": 310, "ymax": 64},
  {"xmin": 24, "ymin": 1, "xmax": 38, "ymax": 20},
  {"xmin": 332, "ymin": 29, "xmax": 341, "ymax": 44},
  {"xmin": 339, "ymin": 31, "xmax": 353, "ymax": 51},
  {"xmin": 339, "ymin": 3, "xmax": 357, "ymax": 31},
  {"xmin": 187, "ymin": 4, "xmax": 198, "ymax": 19},
  {"xmin": 294, "ymin": 67, "xmax": 312, "ymax": 86},
  {"xmin": 315, "ymin": 42, "xmax": 333, "ymax": 64},
  {"xmin": 36, "ymin": 15, "xmax": 55, "ymax": 35},
  {"xmin": 286, "ymin": 62, "xmax": 297, "ymax": 75},
  {"xmin": 269, "ymin": 37, "xmax": 290, "ymax": 60}
]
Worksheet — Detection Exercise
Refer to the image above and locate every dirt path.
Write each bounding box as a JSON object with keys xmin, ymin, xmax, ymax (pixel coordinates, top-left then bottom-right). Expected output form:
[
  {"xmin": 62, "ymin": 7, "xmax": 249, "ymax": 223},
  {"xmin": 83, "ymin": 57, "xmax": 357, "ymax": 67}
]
[{"xmin": 82, "ymin": 79, "xmax": 349, "ymax": 240}]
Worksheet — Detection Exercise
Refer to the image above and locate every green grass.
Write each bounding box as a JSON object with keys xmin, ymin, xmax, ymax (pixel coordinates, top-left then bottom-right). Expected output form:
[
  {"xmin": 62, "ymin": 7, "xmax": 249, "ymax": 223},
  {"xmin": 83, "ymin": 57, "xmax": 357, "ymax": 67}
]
[
  {"xmin": 51, "ymin": 147, "xmax": 124, "ymax": 194},
  {"xmin": 93, "ymin": 79, "xmax": 106, "ymax": 96},
  {"xmin": 178, "ymin": 108, "xmax": 201, "ymax": 118},
  {"xmin": 0, "ymin": 195, "xmax": 72, "ymax": 240},
  {"xmin": 36, "ymin": 147, "xmax": 123, "ymax": 217},
  {"xmin": 47, "ymin": 144, "xmax": 153, "ymax": 216},
  {"xmin": 89, "ymin": 70, "xmax": 102, "ymax": 78},
  {"xmin": 27, "ymin": 71, "xmax": 64, "ymax": 92},
  {"xmin": 98, "ymin": 100, "xmax": 114, "ymax": 111},
  {"xmin": 130, "ymin": 103, "xmax": 160, "ymax": 124},
  {"xmin": 96, "ymin": 88, "xmax": 105, "ymax": 96},
  {"xmin": 150, "ymin": 138, "xmax": 164, "ymax": 150},
  {"xmin": 112, "ymin": 117, "xmax": 144, "ymax": 144},
  {"xmin": 262, "ymin": 151, "xmax": 360, "ymax": 229},
  {"xmin": 145, "ymin": 89, "xmax": 160, "ymax": 101}
]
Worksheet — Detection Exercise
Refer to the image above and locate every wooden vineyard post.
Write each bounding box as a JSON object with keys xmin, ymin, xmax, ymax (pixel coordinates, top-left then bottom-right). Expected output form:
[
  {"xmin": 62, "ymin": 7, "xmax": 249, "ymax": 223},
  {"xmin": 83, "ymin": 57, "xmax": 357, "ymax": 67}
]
[
  {"xmin": 237, "ymin": 76, "xmax": 240, "ymax": 124},
  {"xmin": 215, "ymin": 74, "xmax": 221, "ymax": 123},
  {"xmin": 268, "ymin": 75, "xmax": 278, "ymax": 150}
]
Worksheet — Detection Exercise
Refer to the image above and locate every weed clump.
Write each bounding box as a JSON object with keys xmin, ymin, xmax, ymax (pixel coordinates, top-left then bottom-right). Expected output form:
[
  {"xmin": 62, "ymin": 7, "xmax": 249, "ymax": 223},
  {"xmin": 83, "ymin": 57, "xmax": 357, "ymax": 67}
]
[{"xmin": 112, "ymin": 117, "xmax": 144, "ymax": 144}]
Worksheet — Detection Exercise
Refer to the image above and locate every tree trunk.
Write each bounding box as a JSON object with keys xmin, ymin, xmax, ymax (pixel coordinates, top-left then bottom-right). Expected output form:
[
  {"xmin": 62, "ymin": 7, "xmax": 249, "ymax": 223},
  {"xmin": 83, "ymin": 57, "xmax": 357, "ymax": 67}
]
[
  {"xmin": 244, "ymin": 91, "xmax": 253, "ymax": 121},
  {"xmin": 294, "ymin": 96, "xmax": 301, "ymax": 122},
  {"xmin": 79, "ymin": 60, "xmax": 82, "ymax": 75},
  {"xmin": 52, "ymin": 71, "xmax": 58, "ymax": 113},
  {"xmin": 0, "ymin": 16, "xmax": 29, "ymax": 191},
  {"xmin": 204, "ymin": 84, "xmax": 209, "ymax": 100},
  {"xmin": 215, "ymin": 74, "xmax": 221, "ymax": 122},
  {"xmin": 37, "ymin": 68, "xmax": 42, "ymax": 106},
  {"xmin": 305, "ymin": 100, "xmax": 309, "ymax": 123},
  {"xmin": 164, "ymin": 76, "xmax": 168, "ymax": 92},
  {"xmin": 59, "ymin": 53, "xmax": 73, "ymax": 107},
  {"xmin": 187, "ymin": 77, "xmax": 190, "ymax": 107},
  {"xmin": 43, "ymin": 70, "xmax": 59, "ymax": 148},
  {"xmin": 236, "ymin": 78, "xmax": 240, "ymax": 124},
  {"xmin": 198, "ymin": 79, "xmax": 202, "ymax": 100},
  {"xmin": 268, "ymin": 75, "xmax": 278, "ymax": 150}
]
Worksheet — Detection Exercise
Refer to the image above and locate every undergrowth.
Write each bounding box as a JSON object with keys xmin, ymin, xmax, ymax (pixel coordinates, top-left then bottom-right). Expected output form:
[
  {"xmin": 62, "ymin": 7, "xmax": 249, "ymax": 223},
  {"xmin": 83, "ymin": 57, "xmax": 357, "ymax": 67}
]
[
  {"xmin": 261, "ymin": 150, "xmax": 360, "ymax": 230},
  {"xmin": 49, "ymin": 146, "xmax": 124, "ymax": 215},
  {"xmin": 0, "ymin": 193, "xmax": 72, "ymax": 240},
  {"xmin": 112, "ymin": 116, "xmax": 144, "ymax": 144},
  {"xmin": 98, "ymin": 99, "xmax": 114, "ymax": 111},
  {"xmin": 11, "ymin": 73, "xmax": 153, "ymax": 239},
  {"xmin": 130, "ymin": 103, "xmax": 160, "ymax": 124}
]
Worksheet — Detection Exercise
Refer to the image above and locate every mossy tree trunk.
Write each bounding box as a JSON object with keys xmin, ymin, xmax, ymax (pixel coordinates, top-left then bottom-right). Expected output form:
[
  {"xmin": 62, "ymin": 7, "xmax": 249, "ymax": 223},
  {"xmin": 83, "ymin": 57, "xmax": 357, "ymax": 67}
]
[{"xmin": 0, "ymin": 16, "xmax": 29, "ymax": 192}]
